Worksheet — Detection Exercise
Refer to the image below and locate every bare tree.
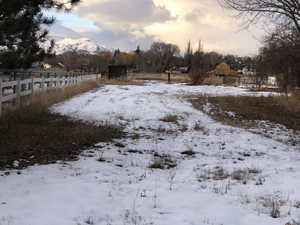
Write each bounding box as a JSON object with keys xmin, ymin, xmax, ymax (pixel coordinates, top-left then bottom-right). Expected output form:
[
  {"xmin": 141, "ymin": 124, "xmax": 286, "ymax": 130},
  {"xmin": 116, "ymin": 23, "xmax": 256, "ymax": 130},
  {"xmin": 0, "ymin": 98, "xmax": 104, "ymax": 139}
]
[
  {"xmin": 219, "ymin": 0, "xmax": 300, "ymax": 34},
  {"xmin": 184, "ymin": 40, "xmax": 193, "ymax": 69},
  {"xmin": 149, "ymin": 42, "xmax": 180, "ymax": 72},
  {"xmin": 256, "ymin": 23, "xmax": 300, "ymax": 91}
]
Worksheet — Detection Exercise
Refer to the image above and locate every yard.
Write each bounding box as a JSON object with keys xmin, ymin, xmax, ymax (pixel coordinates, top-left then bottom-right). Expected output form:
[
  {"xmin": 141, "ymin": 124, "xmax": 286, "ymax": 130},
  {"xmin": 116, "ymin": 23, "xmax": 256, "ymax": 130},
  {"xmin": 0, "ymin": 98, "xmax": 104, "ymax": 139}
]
[{"xmin": 1, "ymin": 81, "xmax": 299, "ymax": 225}]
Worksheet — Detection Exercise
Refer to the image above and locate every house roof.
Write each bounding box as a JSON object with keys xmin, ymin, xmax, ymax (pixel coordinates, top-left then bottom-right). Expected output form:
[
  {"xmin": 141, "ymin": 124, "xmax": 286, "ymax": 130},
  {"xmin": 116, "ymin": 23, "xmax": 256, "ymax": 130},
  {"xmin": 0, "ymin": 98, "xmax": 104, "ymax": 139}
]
[{"xmin": 209, "ymin": 63, "xmax": 240, "ymax": 76}]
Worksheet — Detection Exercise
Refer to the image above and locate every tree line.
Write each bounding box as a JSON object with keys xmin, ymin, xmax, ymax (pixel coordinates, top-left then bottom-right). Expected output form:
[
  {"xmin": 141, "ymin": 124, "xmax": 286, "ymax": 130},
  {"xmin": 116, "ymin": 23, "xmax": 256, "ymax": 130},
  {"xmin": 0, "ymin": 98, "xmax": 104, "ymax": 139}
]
[
  {"xmin": 1, "ymin": 0, "xmax": 299, "ymax": 88},
  {"xmin": 43, "ymin": 40, "xmax": 256, "ymax": 76},
  {"xmin": 0, "ymin": 0, "xmax": 255, "ymax": 75},
  {"xmin": 220, "ymin": 0, "xmax": 300, "ymax": 87}
]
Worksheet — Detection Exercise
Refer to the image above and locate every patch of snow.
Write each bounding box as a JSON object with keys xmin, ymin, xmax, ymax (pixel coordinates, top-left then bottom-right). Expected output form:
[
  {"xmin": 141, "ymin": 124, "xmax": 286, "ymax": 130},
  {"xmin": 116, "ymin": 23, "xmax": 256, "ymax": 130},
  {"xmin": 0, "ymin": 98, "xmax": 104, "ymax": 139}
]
[
  {"xmin": 1, "ymin": 82, "xmax": 299, "ymax": 225},
  {"xmin": 226, "ymin": 111, "xmax": 236, "ymax": 117}
]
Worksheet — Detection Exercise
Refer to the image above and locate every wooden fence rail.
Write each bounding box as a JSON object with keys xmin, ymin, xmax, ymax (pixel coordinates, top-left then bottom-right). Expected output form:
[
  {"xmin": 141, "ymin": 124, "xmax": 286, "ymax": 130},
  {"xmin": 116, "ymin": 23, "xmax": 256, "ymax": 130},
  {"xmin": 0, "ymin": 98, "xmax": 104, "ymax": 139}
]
[{"xmin": 0, "ymin": 73, "xmax": 100, "ymax": 117}]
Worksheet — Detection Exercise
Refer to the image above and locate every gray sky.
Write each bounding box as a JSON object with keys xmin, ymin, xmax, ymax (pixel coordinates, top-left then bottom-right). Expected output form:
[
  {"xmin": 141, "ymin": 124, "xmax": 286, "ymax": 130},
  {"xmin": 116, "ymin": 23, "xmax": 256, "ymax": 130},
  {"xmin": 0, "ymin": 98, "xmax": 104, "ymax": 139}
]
[{"xmin": 48, "ymin": 0, "xmax": 265, "ymax": 56}]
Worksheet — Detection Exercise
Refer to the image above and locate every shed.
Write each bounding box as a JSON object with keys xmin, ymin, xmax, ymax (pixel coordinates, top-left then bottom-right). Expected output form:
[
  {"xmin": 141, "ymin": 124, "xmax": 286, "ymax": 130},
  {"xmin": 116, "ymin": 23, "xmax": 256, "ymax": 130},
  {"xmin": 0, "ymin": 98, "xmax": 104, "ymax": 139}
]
[{"xmin": 108, "ymin": 65, "xmax": 127, "ymax": 79}]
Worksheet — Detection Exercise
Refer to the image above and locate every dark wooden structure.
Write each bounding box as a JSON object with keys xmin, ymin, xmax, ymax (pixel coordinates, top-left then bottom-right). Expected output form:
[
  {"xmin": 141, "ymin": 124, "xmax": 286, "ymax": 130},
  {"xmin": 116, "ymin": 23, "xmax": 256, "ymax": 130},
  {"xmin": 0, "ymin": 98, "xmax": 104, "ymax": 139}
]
[{"xmin": 108, "ymin": 65, "xmax": 127, "ymax": 79}]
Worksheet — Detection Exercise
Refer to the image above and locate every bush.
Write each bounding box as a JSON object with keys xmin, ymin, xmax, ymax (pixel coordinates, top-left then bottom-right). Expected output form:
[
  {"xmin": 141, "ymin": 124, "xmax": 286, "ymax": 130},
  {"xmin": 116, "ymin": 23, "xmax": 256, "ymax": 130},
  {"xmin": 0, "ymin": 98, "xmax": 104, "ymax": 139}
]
[{"xmin": 188, "ymin": 69, "xmax": 209, "ymax": 85}]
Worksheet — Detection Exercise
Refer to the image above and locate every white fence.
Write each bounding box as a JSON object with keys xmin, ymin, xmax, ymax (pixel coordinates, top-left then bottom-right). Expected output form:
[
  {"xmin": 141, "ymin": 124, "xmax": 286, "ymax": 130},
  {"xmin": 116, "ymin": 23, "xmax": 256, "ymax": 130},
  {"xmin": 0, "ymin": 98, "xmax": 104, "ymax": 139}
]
[{"xmin": 0, "ymin": 74, "xmax": 100, "ymax": 116}]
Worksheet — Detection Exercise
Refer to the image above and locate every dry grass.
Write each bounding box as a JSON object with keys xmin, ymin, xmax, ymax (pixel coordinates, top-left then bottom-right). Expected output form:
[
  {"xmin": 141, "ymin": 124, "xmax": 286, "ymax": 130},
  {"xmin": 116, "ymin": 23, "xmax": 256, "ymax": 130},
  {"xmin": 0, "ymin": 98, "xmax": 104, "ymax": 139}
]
[
  {"xmin": 149, "ymin": 153, "xmax": 177, "ymax": 170},
  {"xmin": 160, "ymin": 114, "xmax": 181, "ymax": 123},
  {"xmin": 2, "ymin": 80, "xmax": 101, "ymax": 119},
  {"xmin": 3, "ymin": 80, "xmax": 99, "ymax": 113},
  {"xmin": 248, "ymin": 87, "xmax": 282, "ymax": 93},
  {"xmin": 129, "ymin": 73, "xmax": 190, "ymax": 83},
  {"xmin": 98, "ymin": 72, "xmax": 189, "ymax": 84},
  {"xmin": 188, "ymin": 71, "xmax": 239, "ymax": 86},
  {"xmin": 196, "ymin": 167, "xmax": 230, "ymax": 182},
  {"xmin": 99, "ymin": 76, "xmax": 144, "ymax": 85},
  {"xmin": 202, "ymin": 76, "xmax": 224, "ymax": 86},
  {"xmin": 189, "ymin": 93, "xmax": 300, "ymax": 131},
  {"xmin": 0, "ymin": 80, "xmax": 125, "ymax": 170}
]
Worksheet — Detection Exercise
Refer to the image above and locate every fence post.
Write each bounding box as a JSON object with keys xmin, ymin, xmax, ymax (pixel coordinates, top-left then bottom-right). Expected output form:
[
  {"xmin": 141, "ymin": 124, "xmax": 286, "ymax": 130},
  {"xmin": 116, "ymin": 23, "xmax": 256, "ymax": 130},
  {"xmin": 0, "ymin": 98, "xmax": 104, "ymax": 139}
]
[
  {"xmin": 47, "ymin": 72, "xmax": 50, "ymax": 88},
  {"xmin": 0, "ymin": 77, "xmax": 2, "ymax": 117},
  {"xmin": 16, "ymin": 77, "xmax": 21, "ymax": 107},
  {"xmin": 31, "ymin": 77, "xmax": 34, "ymax": 95},
  {"xmin": 12, "ymin": 72, "xmax": 16, "ymax": 93},
  {"xmin": 41, "ymin": 77, "xmax": 45, "ymax": 90}
]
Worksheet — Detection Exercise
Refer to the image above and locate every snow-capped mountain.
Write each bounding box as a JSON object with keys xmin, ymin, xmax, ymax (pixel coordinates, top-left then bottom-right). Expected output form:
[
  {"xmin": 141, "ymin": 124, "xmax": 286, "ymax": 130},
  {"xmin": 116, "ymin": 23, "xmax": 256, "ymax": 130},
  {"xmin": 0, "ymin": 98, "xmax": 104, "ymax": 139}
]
[{"xmin": 52, "ymin": 37, "xmax": 107, "ymax": 55}]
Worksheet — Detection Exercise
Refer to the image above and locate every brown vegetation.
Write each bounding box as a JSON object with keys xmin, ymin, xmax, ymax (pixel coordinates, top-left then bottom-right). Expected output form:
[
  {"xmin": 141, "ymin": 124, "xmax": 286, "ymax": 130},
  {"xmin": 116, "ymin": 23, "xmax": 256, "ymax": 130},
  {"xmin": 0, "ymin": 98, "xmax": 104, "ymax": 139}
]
[
  {"xmin": 160, "ymin": 114, "xmax": 181, "ymax": 123},
  {"xmin": 99, "ymin": 76, "xmax": 145, "ymax": 85},
  {"xmin": 149, "ymin": 153, "xmax": 177, "ymax": 170},
  {"xmin": 130, "ymin": 73, "xmax": 190, "ymax": 83},
  {"xmin": 0, "ymin": 80, "xmax": 124, "ymax": 170},
  {"xmin": 202, "ymin": 76, "xmax": 224, "ymax": 86},
  {"xmin": 188, "ymin": 69, "xmax": 209, "ymax": 85},
  {"xmin": 189, "ymin": 93, "xmax": 300, "ymax": 131}
]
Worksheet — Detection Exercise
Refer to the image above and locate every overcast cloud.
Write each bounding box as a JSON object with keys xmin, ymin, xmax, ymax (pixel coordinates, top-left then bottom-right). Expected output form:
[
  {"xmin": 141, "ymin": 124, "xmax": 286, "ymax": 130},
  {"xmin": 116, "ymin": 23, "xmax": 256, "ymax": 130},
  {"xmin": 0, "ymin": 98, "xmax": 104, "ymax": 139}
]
[{"xmin": 49, "ymin": 0, "xmax": 264, "ymax": 55}]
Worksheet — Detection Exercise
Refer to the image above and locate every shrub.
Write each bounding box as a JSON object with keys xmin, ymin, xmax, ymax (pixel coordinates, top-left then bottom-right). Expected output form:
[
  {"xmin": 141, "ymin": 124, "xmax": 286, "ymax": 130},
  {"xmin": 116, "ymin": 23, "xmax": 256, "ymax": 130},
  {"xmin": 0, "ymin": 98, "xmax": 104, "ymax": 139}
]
[{"xmin": 188, "ymin": 69, "xmax": 209, "ymax": 85}]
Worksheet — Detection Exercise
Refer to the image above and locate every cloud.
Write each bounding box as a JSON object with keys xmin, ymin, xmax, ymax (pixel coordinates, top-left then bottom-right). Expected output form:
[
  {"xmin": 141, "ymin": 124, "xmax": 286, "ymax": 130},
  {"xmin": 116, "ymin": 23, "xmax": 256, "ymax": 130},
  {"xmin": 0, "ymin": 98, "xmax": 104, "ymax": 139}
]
[
  {"xmin": 49, "ymin": 0, "xmax": 175, "ymax": 51},
  {"xmin": 145, "ymin": 0, "xmax": 264, "ymax": 55},
  {"xmin": 49, "ymin": 22, "xmax": 83, "ymax": 39},
  {"xmin": 82, "ymin": 26, "xmax": 156, "ymax": 51},
  {"xmin": 49, "ymin": 22, "xmax": 155, "ymax": 51},
  {"xmin": 49, "ymin": 0, "xmax": 265, "ymax": 55},
  {"xmin": 184, "ymin": 10, "xmax": 204, "ymax": 23},
  {"xmin": 73, "ymin": 0, "xmax": 176, "ymax": 30}
]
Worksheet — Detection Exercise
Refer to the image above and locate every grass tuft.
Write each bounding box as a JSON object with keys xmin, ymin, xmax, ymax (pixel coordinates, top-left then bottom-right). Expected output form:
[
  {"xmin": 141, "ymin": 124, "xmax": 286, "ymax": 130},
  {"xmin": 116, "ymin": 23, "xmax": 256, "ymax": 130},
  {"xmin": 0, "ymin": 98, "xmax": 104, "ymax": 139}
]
[
  {"xmin": 149, "ymin": 153, "xmax": 177, "ymax": 170},
  {"xmin": 160, "ymin": 114, "xmax": 181, "ymax": 123}
]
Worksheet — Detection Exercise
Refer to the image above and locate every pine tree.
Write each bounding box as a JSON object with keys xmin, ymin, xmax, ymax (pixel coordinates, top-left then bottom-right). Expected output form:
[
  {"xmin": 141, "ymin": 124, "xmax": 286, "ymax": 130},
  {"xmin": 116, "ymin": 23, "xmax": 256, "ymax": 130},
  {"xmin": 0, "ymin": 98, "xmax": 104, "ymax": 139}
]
[
  {"xmin": 135, "ymin": 45, "xmax": 141, "ymax": 55},
  {"xmin": 0, "ymin": 0, "xmax": 80, "ymax": 69}
]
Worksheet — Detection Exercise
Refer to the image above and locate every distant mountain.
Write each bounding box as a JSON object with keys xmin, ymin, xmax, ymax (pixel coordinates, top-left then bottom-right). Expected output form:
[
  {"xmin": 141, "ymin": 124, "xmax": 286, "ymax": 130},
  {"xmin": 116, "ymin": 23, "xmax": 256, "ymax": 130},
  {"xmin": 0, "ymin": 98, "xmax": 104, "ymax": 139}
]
[{"xmin": 52, "ymin": 37, "xmax": 107, "ymax": 55}]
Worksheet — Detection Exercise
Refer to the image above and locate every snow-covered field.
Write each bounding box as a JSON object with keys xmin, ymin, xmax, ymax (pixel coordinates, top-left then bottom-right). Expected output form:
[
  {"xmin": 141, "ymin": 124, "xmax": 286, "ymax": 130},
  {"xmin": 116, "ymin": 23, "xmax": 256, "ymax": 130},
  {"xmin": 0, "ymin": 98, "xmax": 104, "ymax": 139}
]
[{"xmin": 1, "ymin": 82, "xmax": 299, "ymax": 225}]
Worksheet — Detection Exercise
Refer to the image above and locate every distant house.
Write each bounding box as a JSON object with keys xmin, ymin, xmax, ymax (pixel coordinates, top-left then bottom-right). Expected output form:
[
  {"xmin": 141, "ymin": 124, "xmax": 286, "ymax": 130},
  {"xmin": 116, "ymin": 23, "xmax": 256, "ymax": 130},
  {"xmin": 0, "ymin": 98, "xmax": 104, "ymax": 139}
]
[
  {"xmin": 31, "ymin": 62, "xmax": 65, "ymax": 71},
  {"xmin": 167, "ymin": 66, "xmax": 189, "ymax": 74},
  {"xmin": 179, "ymin": 67, "xmax": 189, "ymax": 74},
  {"xmin": 238, "ymin": 67, "xmax": 256, "ymax": 76},
  {"xmin": 267, "ymin": 76, "xmax": 278, "ymax": 86},
  {"xmin": 207, "ymin": 63, "xmax": 241, "ymax": 86}
]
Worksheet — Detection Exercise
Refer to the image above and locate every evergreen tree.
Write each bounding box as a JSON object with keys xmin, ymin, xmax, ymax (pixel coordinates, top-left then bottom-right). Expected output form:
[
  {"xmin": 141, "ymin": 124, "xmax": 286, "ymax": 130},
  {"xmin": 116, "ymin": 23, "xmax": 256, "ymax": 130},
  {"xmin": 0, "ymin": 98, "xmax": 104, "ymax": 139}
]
[
  {"xmin": 0, "ymin": 0, "xmax": 80, "ymax": 69},
  {"xmin": 135, "ymin": 45, "xmax": 141, "ymax": 55}
]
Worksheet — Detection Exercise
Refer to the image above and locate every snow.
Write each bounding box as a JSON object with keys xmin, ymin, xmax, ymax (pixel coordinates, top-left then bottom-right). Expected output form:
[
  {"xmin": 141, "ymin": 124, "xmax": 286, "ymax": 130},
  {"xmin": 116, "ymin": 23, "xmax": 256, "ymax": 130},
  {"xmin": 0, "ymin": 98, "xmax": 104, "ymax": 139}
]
[
  {"xmin": 1, "ymin": 82, "xmax": 299, "ymax": 225},
  {"xmin": 52, "ymin": 38, "xmax": 107, "ymax": 55},
  {"xmin": 52, "ymin": 82, "xmax": 280, "ymax": 126}
]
